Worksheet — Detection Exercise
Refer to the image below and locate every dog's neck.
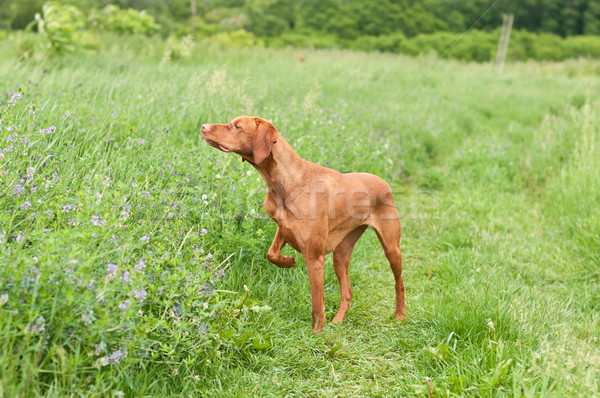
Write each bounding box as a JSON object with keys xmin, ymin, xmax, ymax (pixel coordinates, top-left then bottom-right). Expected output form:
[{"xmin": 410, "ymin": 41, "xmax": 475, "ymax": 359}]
[{"xmin": 250, "ymin": 135, "xmax": 304, "ymax": 196}]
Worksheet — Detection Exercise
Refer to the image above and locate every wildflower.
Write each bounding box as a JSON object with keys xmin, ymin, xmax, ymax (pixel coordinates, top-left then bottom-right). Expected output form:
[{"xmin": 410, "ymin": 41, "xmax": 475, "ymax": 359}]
[
  {"xmin": 217, "ymin": 269, "xmax": 225, "ymax": 279},
  {"xmin": 95, "ymin": 192, "xmax": 102, "ymax": 204},
  {"xmin": 207, "ymin": 253, "xmax": 213, "ymax": 260},
  {"xmin": 244, "ymin": 284, "xmax": 250, "ymax": 293},
  {"xmin": 91, "ymin": 214, "xmax": 101, "ymax": 226},
  {"xmin": 200, "ymin": 228, "xmax": 208, "ymax": 235},
  {"xmin": 82, "ymin": 309, "xmax": 95, "ymax": 325},
  {"xmin": 40, "ymin": 125, "xmax": 56, "ymax": 135},
  {"xmin": 487, "ymin": 319, "xmax": 496, "ymax": 333},
  {"xmin": 20, "ymin": 201, "xmax": 31, "ymax": 210},
  {"xmin": 13, "ymin": 184, "xmax": 25, "ymax": 195},
  {"xmin": 4, "ymin": 145, "xmax": 13, "ymax": 153},
  {"xmin": 94, "ymin": 341, "xmax": 106, "ymax": 355},
  {"xmin": 197, "ymin": 323, "xmax": 208, "ymax": 337},
  {"xmin": 249, "ymin": 305, "xmax": 272, "ymax": 313},
  {"xmin": 134, "ymin": 258, "xmax": 146, "ymax": 272},
  {"xmin": 121, "ymin": 271, "xmax": 132, "ymax": 284},
  {"xmin": 28, "ymin": 315, "xmax": 46, "ymax": 334},
  {"xmin": 0, "ymin": 294, "xmax": 8, "ymax": 306},
  {"xmin": 172, "ymin": 368, "xmax": 179, "ymax": 376},
  {"xmin": 0, "ymin": 231, "xmax": 5, "ymax": 244},
  {"xmin": 202, "ymin": 282, "xmax": 215, "ymax": 297},
  {"xmin": 201, "ymin": 194, "xmax": 208, "ymax": 200},
  {"xmin": 140, "ymin": 235, "xmax": 149, "ymax": 244},
  {"xmin": 118, "ymin": 299, "xmax": 131, "ymax": 311},
  {"xmin": 16, "ymin": 231, "xmax": 25, "ymax": 243},
  {"xmin": 26, "ymin": 167, "xmax": 34, "ymax": 181},
  {"xmin": 133, "ymin": 288, "xmax": 147, "ymax": 302},
  {"xmin": 108, "ymin": 349, "xmax": 123, "ymax": 364},
  {"xmin": 8, "ymin": 91, "xmax": 22, "ymax": 107},
  {"xmin": 106, "ymin": 263, "xmax": 118, "ymax": 281},
  {"xmin": 114, "ymin": 391, "xmax": 125, "ymax": 398}
]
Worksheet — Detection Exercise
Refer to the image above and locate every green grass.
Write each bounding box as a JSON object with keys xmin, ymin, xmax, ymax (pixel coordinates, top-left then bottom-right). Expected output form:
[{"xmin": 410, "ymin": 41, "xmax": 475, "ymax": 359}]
[{"xmin": 0, "ymin": 36, "xmax": 599, "ymax": 397}]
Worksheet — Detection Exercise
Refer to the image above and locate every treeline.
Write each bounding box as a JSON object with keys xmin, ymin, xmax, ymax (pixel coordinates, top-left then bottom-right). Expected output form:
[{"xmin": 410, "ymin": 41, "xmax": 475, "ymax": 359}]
[
  {"xmin": 2, "ymin": 0, "xmax": 600, "ymax": 62},
  {"xmin": 2, "ymin": 0, "xmax": 600, "ymax": 38}
]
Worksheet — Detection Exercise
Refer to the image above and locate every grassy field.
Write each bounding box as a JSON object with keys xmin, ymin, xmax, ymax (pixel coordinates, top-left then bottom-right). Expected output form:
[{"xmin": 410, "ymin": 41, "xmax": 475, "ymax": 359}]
[{"xmin": 1, "ymin": 36, "xmax": 599, "ymax": 397}]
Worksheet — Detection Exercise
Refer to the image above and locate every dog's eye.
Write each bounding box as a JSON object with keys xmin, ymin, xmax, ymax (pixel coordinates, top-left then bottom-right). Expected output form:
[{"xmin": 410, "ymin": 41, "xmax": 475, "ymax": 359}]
[{"xmin": 234, "ymin": 125, "xmax": 240, "ymax": 129}]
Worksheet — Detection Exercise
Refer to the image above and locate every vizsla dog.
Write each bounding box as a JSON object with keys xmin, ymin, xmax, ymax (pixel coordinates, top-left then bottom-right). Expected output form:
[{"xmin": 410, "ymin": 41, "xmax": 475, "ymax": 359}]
[{"xmin": 202, "ymin": 117, "xmax": 405, "ymax": 333}]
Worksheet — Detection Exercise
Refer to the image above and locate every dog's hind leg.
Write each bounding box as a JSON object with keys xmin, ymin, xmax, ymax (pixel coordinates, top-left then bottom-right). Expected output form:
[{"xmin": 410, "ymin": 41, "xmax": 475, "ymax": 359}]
[
  {"xmin": 371, "ymin": 214, "xmax": 406, "ymax": 321},
  {"xmin": 331, "ymin": 225, "xmax": 368, "ymax": 324}
]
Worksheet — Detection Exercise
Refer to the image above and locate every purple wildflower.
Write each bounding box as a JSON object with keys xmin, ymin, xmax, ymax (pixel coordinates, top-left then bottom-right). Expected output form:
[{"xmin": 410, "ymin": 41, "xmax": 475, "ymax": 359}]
[
  {"xmin": 40, "ymin": 125, "xmax": 56, "ymax": 135},
  {"xmin": 133, "ymin": 288, "xmax": 147, "ymax": 302},
  {"xmin": 108, "ymin": 349, "xmax": 123, "ymax": 364},
  {"xmin": 94, "ymin": 341, "xmax": 106, "ymax": 355},
  {"xmin": 28, "ymin": 315, "xmax": 45, "ymax": 334},
  {"xmin": 120, "ymin": 271, "xmax": 132, "ymax": 284},
  {"xmin": 8, "ymin": 91, "xmax": 22, "ymax": 107},
  {"xmin": 62, "ymin": 203, "xmax": 73, "ymax": 213},
  {"xmin": 118, "ymin": 299, "xmax": 131, "ymax": 311},
  {"xmin": 14, "ymin": 184, "xmax": 25, "ymax": 195},
  {"xmin": 4, "ymin": 145, "xmax": 13, "ymax": 153},
  {"xmin": 140, "ymin": 235, "xmax": 149, "ymax": 244},
  {"xmin": 134, "ymin": 258, "xmax": 146, "ymax": 272},
  {"xmin": 200, "ymin": 228, "xmax": 208, "ymax": 235},
  {"xmin": 197, "ymin": 323, "xmax": 208, "ymax": 337},
  {"xmin": 91, "ymin": 214, "xmax": 100, "ymax": 226},
  {"xmin": 106, "ymin": 263, "xmax": 118, "ymax": 281},
  {"xmin": 20, "ymin": 201, "xmax": 31, "ymax": 210},
  {"xmin": 202, "ymin": 282, "xmax": 215, "ymax": 297}
]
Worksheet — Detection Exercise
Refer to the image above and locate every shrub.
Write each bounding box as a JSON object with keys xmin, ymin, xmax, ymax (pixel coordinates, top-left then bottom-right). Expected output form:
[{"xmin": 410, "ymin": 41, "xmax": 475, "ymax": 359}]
[
  {"xmin": 89, "ymin": 5, "xmax": 159, "ymax": 36},
  {"xmin": 32, "ymin": 1, "xmax": 97, "ymax": 53},
  {"xmin": 563, "ymin": 35, "xmax": 600, "ymax": 59},
  {"xmin": 269, "ymin": 31, "xmax": 339, "ymax": 49},
  {"xmin": 207, "ymin": 30, "xmax": 264, "ymax": 49},
  {"xmin": 351, "ymin": 33, "xmax": 405, "ymax": 53}
]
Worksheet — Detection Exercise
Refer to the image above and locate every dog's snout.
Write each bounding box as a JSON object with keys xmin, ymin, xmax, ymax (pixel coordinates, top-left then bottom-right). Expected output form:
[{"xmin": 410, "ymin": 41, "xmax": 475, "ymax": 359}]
[{"xmin": 201, "ymin": 124, "xmax": 210, "ymax": 134}]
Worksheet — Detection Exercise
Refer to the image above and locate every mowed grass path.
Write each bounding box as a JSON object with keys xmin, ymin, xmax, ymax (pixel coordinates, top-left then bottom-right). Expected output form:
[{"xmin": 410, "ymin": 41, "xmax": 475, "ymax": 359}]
[{"xmin": 1, "ymin": 39, "xmax": 599, "ymax": 396}]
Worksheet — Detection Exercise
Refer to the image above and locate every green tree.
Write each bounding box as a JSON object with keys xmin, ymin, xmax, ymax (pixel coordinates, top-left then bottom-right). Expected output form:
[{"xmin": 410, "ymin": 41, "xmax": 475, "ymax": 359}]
[{"xmin": 584, "ymin": 0, "xmax": 600, "ymax": 34}]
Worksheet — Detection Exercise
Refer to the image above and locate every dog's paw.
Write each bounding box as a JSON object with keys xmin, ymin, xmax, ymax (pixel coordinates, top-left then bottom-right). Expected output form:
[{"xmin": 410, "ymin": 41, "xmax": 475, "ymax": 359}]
[{"xmin": 280, "ymin": 255, "xmax": 296, "ymax": 268}]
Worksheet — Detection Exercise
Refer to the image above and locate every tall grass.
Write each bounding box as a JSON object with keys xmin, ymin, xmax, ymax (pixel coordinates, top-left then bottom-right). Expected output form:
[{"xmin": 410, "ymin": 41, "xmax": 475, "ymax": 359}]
[{"xmin": 0, "ymin": 36, "xmax": 599, "ymax": 396}]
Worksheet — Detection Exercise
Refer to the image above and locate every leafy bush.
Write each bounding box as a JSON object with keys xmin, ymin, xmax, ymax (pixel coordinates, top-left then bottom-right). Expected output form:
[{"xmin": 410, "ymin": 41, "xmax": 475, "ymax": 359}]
[
  {"xmin": 32, "ymin": 1, "xmax": 97, "ymax": 53},
  {"xmin": 89, "ymin": 5, "xmax": 159, "ymax": 36},
  {"xmin": 563, "ymin": 35, "xmax": 600, "ymax": 59},
  {"xmin": 268, "ymin": 31, "xmax": 339, "ymax": 49},
  {"xmin": 351, "ymin": 33, "xmax": 406, "ymax": 53},
  {"xmin": 207, "ymin": 30, "xmax": 264, "ymax": 49}
]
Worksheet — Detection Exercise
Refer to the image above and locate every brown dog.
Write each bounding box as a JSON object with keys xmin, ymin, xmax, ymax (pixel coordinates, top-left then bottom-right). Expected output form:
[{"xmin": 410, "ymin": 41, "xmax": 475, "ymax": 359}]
[{"xmin": 202, "ymin": 116, "xmax": 405, "ymax": 333}]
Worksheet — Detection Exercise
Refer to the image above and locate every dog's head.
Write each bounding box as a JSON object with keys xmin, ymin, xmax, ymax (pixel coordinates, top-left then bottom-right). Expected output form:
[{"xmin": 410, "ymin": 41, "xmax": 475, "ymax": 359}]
[{"xmin": 201, "ymin": 116, "xmax": 278, "ymax": 164}]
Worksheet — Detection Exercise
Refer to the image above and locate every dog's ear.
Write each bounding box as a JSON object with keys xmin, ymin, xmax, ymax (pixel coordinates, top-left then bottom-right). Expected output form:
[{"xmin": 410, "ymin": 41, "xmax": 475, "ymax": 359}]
[{"xmin": 252, "ymin": 118, "xmax": 278, "ymax": 164}]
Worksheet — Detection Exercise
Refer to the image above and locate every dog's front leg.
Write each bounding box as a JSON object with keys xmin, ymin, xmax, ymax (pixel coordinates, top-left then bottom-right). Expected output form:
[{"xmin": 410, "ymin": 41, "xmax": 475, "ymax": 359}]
[
  {"xmin": 266, "ymin": 227, "xmax": 295, "ymax": 268},
  {"xmin": 301, "ymin": 250, "xmax": 326, "ymax": 333}
]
